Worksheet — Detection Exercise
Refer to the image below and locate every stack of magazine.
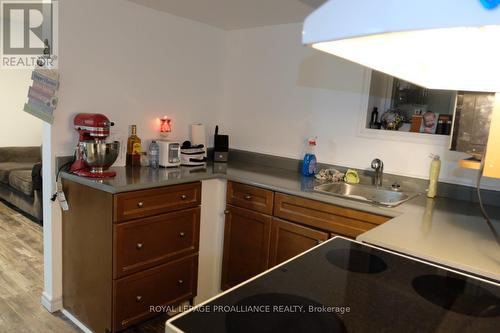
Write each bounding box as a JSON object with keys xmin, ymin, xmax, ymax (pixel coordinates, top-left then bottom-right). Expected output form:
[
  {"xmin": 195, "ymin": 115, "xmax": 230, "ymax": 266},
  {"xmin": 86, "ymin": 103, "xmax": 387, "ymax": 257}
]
[{"xmin": 24, "ymin": 68, "xmax": 59, "ymax": 123}]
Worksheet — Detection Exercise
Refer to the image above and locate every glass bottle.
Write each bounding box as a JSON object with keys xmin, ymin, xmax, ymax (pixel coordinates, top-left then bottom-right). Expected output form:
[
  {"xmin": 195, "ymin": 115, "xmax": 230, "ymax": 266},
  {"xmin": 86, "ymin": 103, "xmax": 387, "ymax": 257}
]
[{"xmin": 126, "ymin": 125, "xmax": 142, "ymax": 167}]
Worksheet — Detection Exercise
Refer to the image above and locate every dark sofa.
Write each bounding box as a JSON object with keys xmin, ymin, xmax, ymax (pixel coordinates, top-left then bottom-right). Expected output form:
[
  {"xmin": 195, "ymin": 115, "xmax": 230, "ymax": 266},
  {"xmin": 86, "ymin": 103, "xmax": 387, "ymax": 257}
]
[{"xmin": 0, "ymin": 147, "xmax": 43, "ymax": 221}]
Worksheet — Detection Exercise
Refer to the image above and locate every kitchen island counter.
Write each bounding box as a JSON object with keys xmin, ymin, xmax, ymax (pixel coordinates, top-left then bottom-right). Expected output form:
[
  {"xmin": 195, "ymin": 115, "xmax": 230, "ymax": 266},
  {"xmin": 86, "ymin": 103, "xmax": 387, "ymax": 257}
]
[
  {"xmin": 357, "ymin": 196, "xmax": 500, "ymax": 282},
  {"xmin": 166, "ymin": 237, "xmax": 500, "ymax": 333}
]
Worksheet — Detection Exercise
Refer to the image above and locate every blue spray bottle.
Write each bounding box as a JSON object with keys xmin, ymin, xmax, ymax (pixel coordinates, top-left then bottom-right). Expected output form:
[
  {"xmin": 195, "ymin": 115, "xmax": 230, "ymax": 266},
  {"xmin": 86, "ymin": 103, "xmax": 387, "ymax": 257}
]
[{"xmin": 301, "ymin": 137, "xmax": 317, "ymax": 177}]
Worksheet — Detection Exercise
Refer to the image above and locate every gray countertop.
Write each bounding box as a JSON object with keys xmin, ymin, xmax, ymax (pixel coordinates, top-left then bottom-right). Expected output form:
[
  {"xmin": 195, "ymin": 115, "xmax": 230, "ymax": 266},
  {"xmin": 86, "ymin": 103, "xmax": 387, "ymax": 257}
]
[
  {"xmin": 61, "ymin": 164, "xmax": 223, "ymax": 194},
  {"xmin": 60, "ymin": 162, "xmax": 401, "ymax": 216},
  {"xmin": 358, "ymin": 198, "xmax": 500, "ymax": 282},
  {"xmin": 61, "ymin": 162, "xmax": 500, "ymax": 281}
]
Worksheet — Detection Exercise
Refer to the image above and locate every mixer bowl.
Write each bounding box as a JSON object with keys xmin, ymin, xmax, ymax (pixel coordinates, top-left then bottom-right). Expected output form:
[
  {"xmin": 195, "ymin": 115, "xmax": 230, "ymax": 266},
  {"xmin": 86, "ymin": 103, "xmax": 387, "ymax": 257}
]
[{"xmin": 80, "ymin": 141, "xmax": 120, "ymax": 173}]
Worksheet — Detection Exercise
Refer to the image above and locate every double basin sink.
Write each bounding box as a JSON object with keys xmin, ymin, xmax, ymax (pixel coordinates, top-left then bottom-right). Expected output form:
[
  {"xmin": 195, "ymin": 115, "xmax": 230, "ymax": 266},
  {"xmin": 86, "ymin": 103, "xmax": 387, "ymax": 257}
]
[{"xmin": 314, "ymin": 182, "xmax": 419, "ymax": 207}]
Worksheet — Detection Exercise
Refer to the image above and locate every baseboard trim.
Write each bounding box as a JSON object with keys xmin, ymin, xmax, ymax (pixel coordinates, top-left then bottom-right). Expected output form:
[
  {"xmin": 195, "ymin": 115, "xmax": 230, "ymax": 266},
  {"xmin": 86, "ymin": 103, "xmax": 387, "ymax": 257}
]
[
  {"xmin": 40, "ymin": 293, "xmax": 93, "ymax": 332},
  {"xmin": 40, "ymin": 291, "xmax": 62, "ymax": 313},
  {"xmin": 61, "ymin": 309, "xmax": 93, "ymax": 333},
  {"xmin": 0, "ymin": 197, "xmax": 42, "ymax": 225}
]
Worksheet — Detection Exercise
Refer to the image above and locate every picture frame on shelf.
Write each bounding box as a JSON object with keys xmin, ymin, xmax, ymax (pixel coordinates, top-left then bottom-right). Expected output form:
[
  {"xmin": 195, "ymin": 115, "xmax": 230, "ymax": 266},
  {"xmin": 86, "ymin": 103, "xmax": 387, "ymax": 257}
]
[{"xmin": 420, "ymin": 111, "xmax": 439, "ymax": 134}]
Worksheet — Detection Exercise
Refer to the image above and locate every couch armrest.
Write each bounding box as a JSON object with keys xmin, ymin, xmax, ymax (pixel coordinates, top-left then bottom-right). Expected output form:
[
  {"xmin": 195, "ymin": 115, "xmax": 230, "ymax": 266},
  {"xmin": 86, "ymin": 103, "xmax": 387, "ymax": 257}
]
[
  {"xmin": 32, "ymin": 162, "xmax": 43, "ymax": 191},
  {"xmin": 0, "ymin": 147, "xmax": 42, "ymax": 163}
]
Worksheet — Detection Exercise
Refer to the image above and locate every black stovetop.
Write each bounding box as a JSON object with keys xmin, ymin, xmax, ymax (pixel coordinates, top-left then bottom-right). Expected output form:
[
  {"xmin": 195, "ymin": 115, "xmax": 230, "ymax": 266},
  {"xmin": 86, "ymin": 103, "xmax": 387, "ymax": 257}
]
[{"xmin": 169, "ymin": 238, "xmax": 500, "ymax": 333}]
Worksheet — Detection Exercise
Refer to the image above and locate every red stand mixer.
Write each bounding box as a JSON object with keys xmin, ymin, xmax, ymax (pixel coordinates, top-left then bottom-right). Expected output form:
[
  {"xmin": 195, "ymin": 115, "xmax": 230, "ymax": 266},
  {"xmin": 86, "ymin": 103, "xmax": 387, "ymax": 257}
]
[{"xmin": 70, "ymin": 113, "xmax": 120, "ymax": 178}]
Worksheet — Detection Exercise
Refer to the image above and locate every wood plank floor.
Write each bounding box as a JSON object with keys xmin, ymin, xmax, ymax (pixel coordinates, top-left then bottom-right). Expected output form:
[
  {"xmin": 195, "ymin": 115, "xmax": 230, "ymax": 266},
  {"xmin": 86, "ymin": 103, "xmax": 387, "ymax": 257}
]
[
  {"xmin": 0, "ymin": 201, "xmax": 170, "ymax": 333},
  {"xmin": 0, "ymin": 201, "xmax": 79, "ymax": 332}
]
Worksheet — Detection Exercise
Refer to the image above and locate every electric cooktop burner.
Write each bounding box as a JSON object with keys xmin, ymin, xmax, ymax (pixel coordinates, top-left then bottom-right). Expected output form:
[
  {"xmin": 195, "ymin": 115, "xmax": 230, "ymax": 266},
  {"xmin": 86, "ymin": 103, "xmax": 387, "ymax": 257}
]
[
  {"xmin": 326, "ymin": 248, "xmax": 388, "ymax": 273},
  {"xmin": 225, "ymin": 293, "xmax": 346, "ymax": 333},
  {"xmin": 168, "ymin": 238, "xmax": 500, "ymax": 333},
  {"xmin": 412, "ymin": 275, "xmax": 500, "ymax": 317}
]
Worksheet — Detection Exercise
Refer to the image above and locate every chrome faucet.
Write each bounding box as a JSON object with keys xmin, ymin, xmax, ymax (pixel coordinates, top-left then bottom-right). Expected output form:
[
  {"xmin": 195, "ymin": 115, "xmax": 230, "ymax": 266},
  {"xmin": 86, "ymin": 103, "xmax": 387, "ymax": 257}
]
[{"xmin": 371, "ymin": 159, "xmax": 384, "ymax": 187}]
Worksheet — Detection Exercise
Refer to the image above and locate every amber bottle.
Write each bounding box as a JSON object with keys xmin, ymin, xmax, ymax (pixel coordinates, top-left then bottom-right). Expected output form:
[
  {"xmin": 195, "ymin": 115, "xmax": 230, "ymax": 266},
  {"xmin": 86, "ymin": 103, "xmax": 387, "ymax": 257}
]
[{"xmin": 126, "ymin": 125, "xmax": 142, "ymax": 167}]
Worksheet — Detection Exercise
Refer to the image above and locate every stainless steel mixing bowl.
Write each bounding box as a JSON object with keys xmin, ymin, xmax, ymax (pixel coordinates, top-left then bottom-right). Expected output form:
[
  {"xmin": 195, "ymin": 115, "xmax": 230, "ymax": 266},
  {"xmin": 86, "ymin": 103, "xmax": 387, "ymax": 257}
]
[{"xmin": 80, "ymin": 141, "xmax": 120, "ymax": 173}]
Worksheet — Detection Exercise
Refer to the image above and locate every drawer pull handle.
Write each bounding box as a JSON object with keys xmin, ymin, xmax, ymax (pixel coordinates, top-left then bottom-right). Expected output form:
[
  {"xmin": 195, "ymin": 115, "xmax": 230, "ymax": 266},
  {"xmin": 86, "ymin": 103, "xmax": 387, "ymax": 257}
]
[
  {"xmin": 243, "ymin": 194, "xmax": 252, "ymax": 200},
  {"xmin": 136, "ymin": 296, "xmax": 143, "ymax": 302},
  {"xmin": 178, "ymin": 279, "xmax": 184, "ymax": 285},
  {"xmin": 224, "ymin": 210, "xmax": 230, "ymax": 215},
  {"xmin": 137, "ymin": 202, "xmax": 144, "ymax": 208},
  {"xmin": 180, "ymin": 194, "xmax": 187, "ymax": 200},
  {"xmin": 136, "ymin": 243, "xmax": 144, "ymax": 250},
  {"xmin": 179, "ymin": 232, "xmax": 185, "ymax": 238}
]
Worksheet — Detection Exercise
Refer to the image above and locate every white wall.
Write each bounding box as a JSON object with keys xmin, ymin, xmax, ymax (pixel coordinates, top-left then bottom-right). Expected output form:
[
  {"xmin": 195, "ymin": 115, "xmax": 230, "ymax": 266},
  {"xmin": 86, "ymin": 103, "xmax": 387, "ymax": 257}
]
[
  {"xmin": 44, "ymin": 0, "xmax": 226, "ymax": 311},
  {"xmin": 220, "ymin": 23, "xmax": 500, "ymax": 190},
  {"xmin": 0, "ymin": 70, "xmax": 43, "ymax": 147},
  {"xmin": 53, "ymin": 0, "xmax": 226, "ymax": 158}
]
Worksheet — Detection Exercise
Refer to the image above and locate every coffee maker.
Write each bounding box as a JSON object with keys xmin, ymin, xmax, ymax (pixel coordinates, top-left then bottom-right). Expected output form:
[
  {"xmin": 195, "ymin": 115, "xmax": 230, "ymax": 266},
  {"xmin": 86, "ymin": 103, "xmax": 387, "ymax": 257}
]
[{"xmin": 69, "ymin": 113, "xmax": 119, "ymax": 178}]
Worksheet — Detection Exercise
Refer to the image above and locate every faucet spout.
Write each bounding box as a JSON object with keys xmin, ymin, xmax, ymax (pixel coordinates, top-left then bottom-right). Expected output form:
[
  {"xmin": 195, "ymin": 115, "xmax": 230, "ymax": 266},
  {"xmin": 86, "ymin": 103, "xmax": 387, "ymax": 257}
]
[{"xmin": 371, "ymin": 159, "xmax": 384, "ymax": 187}]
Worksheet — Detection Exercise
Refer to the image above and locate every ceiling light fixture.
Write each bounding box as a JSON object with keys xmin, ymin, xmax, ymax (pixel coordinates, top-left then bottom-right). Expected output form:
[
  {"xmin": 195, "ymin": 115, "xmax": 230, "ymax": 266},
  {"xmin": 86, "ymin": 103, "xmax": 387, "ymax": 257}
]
[{"xmin": 302, "ymin": 0, "xmax": 500, "ymax": 92}]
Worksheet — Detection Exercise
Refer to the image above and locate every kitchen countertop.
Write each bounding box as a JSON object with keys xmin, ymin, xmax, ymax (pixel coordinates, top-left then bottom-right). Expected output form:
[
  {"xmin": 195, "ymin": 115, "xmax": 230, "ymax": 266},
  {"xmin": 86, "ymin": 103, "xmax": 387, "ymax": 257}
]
[
  {"xmin": 60, "ymin": 162, "xmax": 401, "ymax": 217},
  {"xmin": 61, "ymin": 162, "xmax": 500, "ymax": 281},
  {"xmin": 357, "ymin": 197, "xmax": 500, "ymax": 282}
]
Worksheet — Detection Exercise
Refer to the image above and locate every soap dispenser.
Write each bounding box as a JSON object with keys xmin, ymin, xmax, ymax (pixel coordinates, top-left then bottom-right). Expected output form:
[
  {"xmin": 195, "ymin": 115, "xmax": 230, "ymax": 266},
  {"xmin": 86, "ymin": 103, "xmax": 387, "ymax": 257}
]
[{"xmin": 427, "ymin": 154, "xmax": 441, "ymax": 198}]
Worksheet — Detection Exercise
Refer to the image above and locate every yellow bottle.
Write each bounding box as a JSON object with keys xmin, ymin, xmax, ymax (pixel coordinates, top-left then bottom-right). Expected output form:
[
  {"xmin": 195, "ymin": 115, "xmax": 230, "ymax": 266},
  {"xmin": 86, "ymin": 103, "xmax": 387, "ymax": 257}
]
[
  {"xmin": 126, "ymin": 125, "xmax": 142, "ymax": 167},
  {"xmin": 427, "ymin": 154, "xmax": 441, "ymax": 198}
]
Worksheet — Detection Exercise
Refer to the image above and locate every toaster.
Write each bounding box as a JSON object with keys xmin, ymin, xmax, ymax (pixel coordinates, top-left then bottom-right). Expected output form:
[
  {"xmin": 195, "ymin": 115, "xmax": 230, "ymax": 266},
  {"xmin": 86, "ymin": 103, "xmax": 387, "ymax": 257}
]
[{"xmin": 158, "ymin": 141, "xmax": 181, "ymax": 167}]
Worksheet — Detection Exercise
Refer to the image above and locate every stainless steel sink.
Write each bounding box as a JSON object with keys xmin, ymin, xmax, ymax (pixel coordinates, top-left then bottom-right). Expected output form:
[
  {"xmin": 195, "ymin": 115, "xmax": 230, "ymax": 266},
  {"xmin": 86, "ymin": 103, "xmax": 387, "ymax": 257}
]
[{"xmin": 314, "ymin": 182, "xmax": 419, "ymax": 207}]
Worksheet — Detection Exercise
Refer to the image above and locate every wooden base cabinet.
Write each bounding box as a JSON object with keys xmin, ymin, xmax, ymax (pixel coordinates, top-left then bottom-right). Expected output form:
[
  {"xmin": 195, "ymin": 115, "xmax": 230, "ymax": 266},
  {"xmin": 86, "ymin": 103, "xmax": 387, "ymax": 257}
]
[
  {"xmin": 269, "ymin": 218, "xmax": 329, "ymax": 267},
  {"xmin": 220, "ymin": 210, "xmax": 328, "ymax": 290},
  {"xmin": 62, "ymin": 180, "xmax": 201, "ymax": 332},
  {"xmin": 221, "ymin": 181, "xmax": 390, "ymax": 290},
  {"xmin": 221, "ymin": 205, "xmax": 272, "ymax": 290}
]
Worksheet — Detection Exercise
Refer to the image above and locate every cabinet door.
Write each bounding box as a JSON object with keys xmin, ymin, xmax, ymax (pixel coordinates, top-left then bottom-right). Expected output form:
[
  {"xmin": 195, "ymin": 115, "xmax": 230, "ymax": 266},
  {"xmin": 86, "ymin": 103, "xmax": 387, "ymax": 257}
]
[
  {"xmin": 221, "ymin": 205, "xmax": 272, "ymax": 290},
  {"xmin": 269, "ymin": 218, "xmax": 329, "ymax": 267}
]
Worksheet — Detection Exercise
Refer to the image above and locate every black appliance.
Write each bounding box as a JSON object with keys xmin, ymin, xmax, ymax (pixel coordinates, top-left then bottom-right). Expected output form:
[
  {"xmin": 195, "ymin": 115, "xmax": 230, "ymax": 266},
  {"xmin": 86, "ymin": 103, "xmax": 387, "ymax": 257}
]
[
  {"xmin": 167, "ymin": 238, "xmax": 500, "ymax": 333},
  {"xmin": 214, "ymin": 125, "xmax": 229, "ymax": 162}
]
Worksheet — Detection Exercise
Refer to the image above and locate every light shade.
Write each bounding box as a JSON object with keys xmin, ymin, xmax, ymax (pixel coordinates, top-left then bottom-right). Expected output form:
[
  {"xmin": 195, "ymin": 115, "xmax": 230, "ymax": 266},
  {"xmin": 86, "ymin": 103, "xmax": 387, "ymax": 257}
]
[
  {"xmin": 303, "ymin": 0, "xmax": 500, "ymax": 92},
  {"xmin": 160, "ymin": 116, "xmax": 172, "ymax": 133}
]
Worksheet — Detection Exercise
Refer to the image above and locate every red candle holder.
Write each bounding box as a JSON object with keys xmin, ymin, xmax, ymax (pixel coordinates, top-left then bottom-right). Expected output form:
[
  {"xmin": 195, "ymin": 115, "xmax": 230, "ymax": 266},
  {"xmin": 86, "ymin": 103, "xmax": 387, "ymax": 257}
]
[{"xmin": 159, "ymin": 116, "xmax": 172, "ymax": 139}]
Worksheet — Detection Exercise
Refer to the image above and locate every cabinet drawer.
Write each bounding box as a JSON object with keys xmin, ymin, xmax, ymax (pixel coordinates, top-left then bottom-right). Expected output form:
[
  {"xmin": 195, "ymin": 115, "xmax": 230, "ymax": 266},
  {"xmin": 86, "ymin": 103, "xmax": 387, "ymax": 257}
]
[
  {"xmin": 113, "ymin": 254, "xmax": 198, "ymax": 331},
  {"xmin": 113, "ymin": 208, "xmax": 200, "ymax": 278},
  {"xmin": 274, "ymin": 193, "xmax": 390, "ymax": 239},
  {"xmin": 227, "ymin": 181, "xmax": 274, "ymax": 215},
  {"xmin": 270, "ymin": 218, "xmax": 329, "ymax": 267},
  {"xmin": 114, "ymin": 182, "xmax": 201, "ymax": 222}
]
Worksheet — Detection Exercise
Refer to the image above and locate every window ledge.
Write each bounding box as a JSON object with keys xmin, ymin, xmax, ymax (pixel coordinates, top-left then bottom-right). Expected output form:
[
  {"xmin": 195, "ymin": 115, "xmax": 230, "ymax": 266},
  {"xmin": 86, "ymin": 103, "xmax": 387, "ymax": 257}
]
[{"xmin": 357, "ymin": 127, "xmax": 451, "ymax": 146}]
